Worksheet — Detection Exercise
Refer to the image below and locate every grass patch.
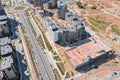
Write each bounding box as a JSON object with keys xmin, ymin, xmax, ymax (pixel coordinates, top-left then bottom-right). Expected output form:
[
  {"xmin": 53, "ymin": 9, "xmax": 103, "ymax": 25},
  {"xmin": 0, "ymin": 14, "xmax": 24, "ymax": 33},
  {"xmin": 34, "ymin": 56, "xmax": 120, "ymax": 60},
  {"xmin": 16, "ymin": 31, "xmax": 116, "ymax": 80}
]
[
  {"xmin": 57, "ymin": 63, "xmax": 65, "ymax": 75},
  {"xmin": 111, "ymin": 25, "xmax": 120, "ymax": 35},
  {"xmin": 25, "ymin": 8, "xmax": 32, "ymax": 16},
  {"xmin": 54, "ymin": 56, "xmax": 61, "ymax": 61},
  {"xmin": 33, "ymin": 16, "xmax": 53, "ymax": 51},
  {"xmin": 53, "ymin": 51, "xmax": 57, "ymax": 55},
  {"xmin": 89, "ymin": 17, "xmax": 109, "ymax": 32},
  {"xmin": 42, "ymin": 32, "xmax": 52, "ymax": 51},
  {"xmin": 14, "ymin": 6, "xmax": 24, "ymax": 10},
  {"xmin": 25, "ymin": 10, "xmax": 30, "ymax": 16},
  {"xmin": 38, "ymin": 35, "xmax": 45, "ymax": 49},
  {"xmin": 27, "ymin": 19, "xmax": 37, "ymax": 36},
  {"xmin": 20, "ymin": 24, "xmax": 25, "ymax": 34},
  {"xmin": 53, "ymin": 69, "xmax": 61, "ymax": 80},
  {"xmin": 24, "ymin": 36, "xmax": 33, "ymax": 58},
  {"xmin": 24, "ymin": 36, "xmax": 39, "ymax": 78},
  {"xmin": 65, "ymin": 72, "xmax": 70, "ymax": 79}
]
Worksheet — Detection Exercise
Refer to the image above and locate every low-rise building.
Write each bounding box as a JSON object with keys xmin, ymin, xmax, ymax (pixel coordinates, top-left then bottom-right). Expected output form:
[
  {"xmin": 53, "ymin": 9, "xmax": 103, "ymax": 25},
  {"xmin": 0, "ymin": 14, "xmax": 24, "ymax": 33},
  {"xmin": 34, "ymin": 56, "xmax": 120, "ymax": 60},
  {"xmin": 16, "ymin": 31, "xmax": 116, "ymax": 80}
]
[{"xmin": 66, "ymin": 38, "xmax": 112, "ymax": 70}]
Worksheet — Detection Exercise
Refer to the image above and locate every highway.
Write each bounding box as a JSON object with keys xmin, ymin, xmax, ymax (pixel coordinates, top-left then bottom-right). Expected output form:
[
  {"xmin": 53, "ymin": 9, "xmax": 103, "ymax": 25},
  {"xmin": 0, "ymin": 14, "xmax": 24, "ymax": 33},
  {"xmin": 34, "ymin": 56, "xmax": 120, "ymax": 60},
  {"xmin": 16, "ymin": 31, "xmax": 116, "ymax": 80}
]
[{"xmin": 19, "ymin": 12, "xmax": 56, "ymax": 80}]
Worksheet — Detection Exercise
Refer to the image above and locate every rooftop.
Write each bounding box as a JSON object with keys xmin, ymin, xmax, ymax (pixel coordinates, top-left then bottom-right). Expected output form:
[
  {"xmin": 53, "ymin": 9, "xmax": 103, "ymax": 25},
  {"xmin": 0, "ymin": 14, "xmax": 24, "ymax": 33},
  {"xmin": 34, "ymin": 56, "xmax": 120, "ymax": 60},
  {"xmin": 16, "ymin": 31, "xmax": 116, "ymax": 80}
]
[
  {"xmin": 0, "ymin": 71, "xmax": 3, "ymax": 79},
  {"xmin": 0, "ymin": 20, "xmax": 7, "ymax": 25},
  {"xmin": 1, "ymin": 45, "xmax": 13, "ymax": 56},
  {"xmin": 46, "ymin": 19, "xmax": 58, "ymax": 31},
  {"xmin": 0, "ymin": 37, "xmax": 11, "ymax": 46},
  {"xmin": 57, "ymin": 0, "xmax": 67, "ymax": 7},
  {"xmin": 66, "ymin": 38, "xmax": 112, "ymax": 68},
  {"xmin": 0, "ymin": 15, "xmax": 7, "ymax": 21},
  {"xmin": 1, "ymin": 55, "xmax": 13, "ymax": 70}
]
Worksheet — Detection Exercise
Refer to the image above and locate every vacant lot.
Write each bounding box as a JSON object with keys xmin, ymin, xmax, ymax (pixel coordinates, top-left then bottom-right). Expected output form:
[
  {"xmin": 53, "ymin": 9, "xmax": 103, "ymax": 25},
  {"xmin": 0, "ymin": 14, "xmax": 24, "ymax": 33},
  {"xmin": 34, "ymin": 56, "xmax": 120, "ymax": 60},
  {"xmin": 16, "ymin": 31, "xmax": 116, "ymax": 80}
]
[
  {"xmin": 111, "ymin": 25, "xmax": 120, "ymax": 35},
  {"xmin": 89, "ymin": 17, "xmax": 109, "ymax": 32}
]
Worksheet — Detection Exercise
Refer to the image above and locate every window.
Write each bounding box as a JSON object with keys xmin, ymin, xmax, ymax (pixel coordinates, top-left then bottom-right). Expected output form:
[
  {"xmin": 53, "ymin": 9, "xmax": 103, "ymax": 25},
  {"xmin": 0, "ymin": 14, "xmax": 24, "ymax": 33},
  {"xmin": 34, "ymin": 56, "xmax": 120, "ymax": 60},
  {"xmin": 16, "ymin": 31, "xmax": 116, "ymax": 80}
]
[
  {"xmin": 4, "ymin": 24, "xmax": 6, "ymax": 26},
  {"xmin": 7, "ymin": 68, "xmax": 11, "ymax": 71}
]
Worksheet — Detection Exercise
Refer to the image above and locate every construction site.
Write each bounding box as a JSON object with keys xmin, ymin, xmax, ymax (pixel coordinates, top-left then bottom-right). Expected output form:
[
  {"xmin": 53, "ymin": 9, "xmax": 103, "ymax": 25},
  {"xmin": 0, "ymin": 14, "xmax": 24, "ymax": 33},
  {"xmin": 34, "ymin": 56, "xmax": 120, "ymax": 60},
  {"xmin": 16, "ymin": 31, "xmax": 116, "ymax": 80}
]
[{"xmin": 33, "ymin": 0, "xmax": 120, "ymax": 80}]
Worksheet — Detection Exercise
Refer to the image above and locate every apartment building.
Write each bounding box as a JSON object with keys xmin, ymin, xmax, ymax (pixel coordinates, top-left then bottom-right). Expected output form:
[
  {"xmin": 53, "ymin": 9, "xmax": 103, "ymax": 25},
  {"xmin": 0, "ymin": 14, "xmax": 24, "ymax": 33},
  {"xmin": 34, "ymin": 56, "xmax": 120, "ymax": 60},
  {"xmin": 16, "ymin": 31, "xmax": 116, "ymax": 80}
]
[{"xmin": 0, "ymin": 12, "xmax": 11, "ymax": 37}]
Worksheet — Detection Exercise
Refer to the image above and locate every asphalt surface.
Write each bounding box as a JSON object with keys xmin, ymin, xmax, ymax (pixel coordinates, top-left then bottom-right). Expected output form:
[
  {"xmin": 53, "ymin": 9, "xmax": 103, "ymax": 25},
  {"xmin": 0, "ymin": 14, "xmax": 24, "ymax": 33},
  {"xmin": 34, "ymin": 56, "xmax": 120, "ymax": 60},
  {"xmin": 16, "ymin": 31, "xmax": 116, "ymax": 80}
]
[
  {"xmin": 8, "ymin": 0, "xmax": 56, "ymax": 79},
  {"xmin": 19, "ymin": 12, "xmax": 56, "ymax": 80}
]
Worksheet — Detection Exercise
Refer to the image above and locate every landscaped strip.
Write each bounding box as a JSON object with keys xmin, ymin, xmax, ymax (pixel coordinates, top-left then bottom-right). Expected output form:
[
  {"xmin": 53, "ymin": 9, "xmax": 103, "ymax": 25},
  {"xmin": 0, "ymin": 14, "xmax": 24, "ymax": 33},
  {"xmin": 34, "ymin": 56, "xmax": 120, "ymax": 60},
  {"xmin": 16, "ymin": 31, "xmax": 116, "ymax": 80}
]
[{"xmin": 56, "ymin": 63, "xmax": 65, "ymax": 75}]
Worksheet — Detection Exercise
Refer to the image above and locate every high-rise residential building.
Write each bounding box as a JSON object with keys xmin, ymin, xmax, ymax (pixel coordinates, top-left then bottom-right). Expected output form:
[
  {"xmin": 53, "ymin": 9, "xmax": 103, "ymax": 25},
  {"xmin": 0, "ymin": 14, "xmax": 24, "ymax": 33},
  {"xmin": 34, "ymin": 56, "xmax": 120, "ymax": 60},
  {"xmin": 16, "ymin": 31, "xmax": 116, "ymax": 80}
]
[
  {"xmin": 33, "ymin": 0, "xmax": 43, "ymax": 7},
  {"xmin": 0, "ymin": 0, "xmax": 3, "ymax": 12},
  {"xmin": 57, "ymin": 0, "xmax": 67, "ymax": 20},
  {"xmin": 0, "ymin": 12, "xmax": 11, "ymax": 37},
  {"xmin": 1, "ymin": 55, "xmax": 18, "ymax": 80},
  {"xmin": 45, "ymin": 19, "xmax": 59, "ymax": 42},
  {"xmin": 45, "ymin": 18, "xmax": 86, "ymax": 45},
  {"xmin": 48, "ymin": 0, "xmax": 57, "ymax": 9},
  {"xmin": 0, "ymin": 37, "xmax": 18, "ymax": 80}
]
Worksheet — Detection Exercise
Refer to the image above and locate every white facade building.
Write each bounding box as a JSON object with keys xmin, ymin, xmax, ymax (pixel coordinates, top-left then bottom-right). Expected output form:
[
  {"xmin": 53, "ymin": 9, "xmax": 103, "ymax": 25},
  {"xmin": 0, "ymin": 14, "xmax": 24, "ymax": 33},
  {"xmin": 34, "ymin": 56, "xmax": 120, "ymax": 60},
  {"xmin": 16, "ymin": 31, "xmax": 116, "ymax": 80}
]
[{"xmin": 1, "ymin": 56, "xmax": 17, "ymax": 80}]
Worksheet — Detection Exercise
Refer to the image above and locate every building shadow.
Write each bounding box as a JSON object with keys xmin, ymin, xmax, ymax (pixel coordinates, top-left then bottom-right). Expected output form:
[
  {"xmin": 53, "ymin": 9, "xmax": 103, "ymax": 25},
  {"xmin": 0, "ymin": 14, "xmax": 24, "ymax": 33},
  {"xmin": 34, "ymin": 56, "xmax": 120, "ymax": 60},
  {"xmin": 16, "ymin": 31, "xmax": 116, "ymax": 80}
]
[
  {"xmin": 9, "ymin": 18, "xmax": 19, "ymax": 40},
  {"xmin": 76, "ymin": 54, "xmax": 116, "ymax": 73},
  {"xmin": 14, "ymin": 49, "xmax": 29, "ymax": 80},
  {"xmin": 44, "ymin": 11, "xmax": 54, "ymax": 17}
]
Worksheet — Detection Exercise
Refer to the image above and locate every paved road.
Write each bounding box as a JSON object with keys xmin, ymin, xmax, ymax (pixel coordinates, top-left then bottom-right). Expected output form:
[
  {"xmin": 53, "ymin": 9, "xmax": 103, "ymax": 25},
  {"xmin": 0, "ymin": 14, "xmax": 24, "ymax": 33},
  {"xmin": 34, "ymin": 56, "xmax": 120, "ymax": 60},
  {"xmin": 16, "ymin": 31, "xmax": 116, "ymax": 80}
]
[
  {"xmin": 18, "ymin": 23, "xmax": 38, "ymax": 80},
  {"xmin": 8, "ymin": 0, "xmax": 56, "ymax": 79},
  {"xmin": 19, "ymin": 12, "xmax": 56, "ymax": 80}
]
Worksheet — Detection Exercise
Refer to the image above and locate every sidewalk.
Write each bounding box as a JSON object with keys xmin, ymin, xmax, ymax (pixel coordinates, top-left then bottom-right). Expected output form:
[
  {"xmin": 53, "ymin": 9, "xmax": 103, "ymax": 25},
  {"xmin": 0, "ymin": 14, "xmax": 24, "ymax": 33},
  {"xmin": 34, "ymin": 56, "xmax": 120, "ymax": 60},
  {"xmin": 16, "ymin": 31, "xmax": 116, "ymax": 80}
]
[{"xmin": 18, "ymin": 25, "xmax": 39, "ymax": 80}]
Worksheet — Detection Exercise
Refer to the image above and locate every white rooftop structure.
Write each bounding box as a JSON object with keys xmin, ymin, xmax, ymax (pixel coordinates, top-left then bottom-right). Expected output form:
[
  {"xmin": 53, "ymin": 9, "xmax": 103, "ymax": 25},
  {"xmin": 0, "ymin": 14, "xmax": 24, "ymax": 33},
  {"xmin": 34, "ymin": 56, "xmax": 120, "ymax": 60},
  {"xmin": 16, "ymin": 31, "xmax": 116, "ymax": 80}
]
[
  {"xmin": 0, "ymin": 15, "xmax": 7, "ymax": 21},
  {"xmin": 1, "ymin": 45, "xmax": 13, "ymax": 56},
  {"xmin": 0, "ymin": 20, "xmax": 7, "ymax": 25},
  {"xmin": 57, "ymin": 0, "xmax": 67, "ymax": 8},
  {"xmin": 0, "ymin": 37, "xmax": 11, "ymax": 46},
  {"xmin": 1, "ymin": 55, "xmax": 13, "ymax": 70},
  {"xmin": 0, "ymin": 71, "xmax": 3, "ymax": 80}
]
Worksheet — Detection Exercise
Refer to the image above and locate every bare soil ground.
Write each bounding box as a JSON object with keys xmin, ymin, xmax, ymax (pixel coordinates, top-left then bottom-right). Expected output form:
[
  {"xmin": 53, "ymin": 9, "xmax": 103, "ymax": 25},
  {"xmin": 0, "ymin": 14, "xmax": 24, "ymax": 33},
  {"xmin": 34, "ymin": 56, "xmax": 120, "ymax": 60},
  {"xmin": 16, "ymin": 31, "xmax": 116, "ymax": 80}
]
[{"xmin": 55, "ymin": 44, "xmax": 78, "ymax": 76}]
